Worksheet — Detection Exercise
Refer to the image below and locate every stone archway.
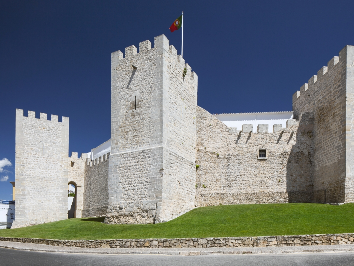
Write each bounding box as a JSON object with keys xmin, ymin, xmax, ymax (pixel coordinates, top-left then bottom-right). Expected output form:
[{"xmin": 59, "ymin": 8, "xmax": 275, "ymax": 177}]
[{"xmin": 68, "ymin": 182, "xmax": 77, "ymax": 218}]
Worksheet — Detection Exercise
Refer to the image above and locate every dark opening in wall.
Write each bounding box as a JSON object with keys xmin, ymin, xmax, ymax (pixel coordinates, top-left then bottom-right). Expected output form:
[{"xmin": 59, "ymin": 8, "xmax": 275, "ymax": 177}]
[
  {"xmin": 71, "ymin": 161, "xmax": 75, "ymax": 167},
  {"xmin": 259, "ymin": 149, "xmax": 267, "ymax": 159},
  {"xmin": 68, "ymin": 182, "xmax": 77, "ymax": 218}
]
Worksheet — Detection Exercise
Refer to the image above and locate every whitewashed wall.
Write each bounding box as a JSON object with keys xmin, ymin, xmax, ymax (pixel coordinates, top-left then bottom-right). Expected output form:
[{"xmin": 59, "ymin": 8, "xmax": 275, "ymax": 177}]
[
  {"xmin": 68, "ymin": 197, "xmax": 74, "ymax": 210},
  {"xmin": 0, "ymin": 202, "xmax": 15, "ymax": 229},
  {"xmin": 90, "ymin": 139, "xmax": 111, "ymax": 160},
  {"xmin": 215, "ymin": 111, "xmax": 293, "ymax": 133}
]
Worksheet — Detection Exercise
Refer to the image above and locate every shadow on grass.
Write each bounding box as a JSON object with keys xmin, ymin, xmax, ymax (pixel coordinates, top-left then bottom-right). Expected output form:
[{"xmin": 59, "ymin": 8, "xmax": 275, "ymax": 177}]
[{"xmin": 80, "ymin": 217, "xmax": 105, "ymax": 223}]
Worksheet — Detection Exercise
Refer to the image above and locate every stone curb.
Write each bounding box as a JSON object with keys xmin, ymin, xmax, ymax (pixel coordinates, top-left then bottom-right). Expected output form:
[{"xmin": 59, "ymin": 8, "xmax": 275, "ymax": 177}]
[
  {"xmin": 2, "ymin": 241, "xmax": 354, "ymax": 256},
  {"xmin": 0, "ymin": 233, "xmax": 354, "ymax": 251}
]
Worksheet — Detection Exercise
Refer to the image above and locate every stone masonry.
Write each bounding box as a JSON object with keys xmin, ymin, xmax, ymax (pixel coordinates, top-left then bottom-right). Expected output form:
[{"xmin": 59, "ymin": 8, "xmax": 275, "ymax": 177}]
[
  {"xmin": 293, "ymin": 45, "xmax": 354, "ymax": 203},
  {"xmin": 2, "ymin": 233, "xmax": 354, "ymax": 249},
  {"xmin": 13, "ymin": 110, "xmax": 69, "ymax": 228},
  {"xmin": 195, "ymin": 107, "xmax": 314, "ymax": 206},
  {"xmin": 105, "ymin": 35, "xmax": 197, "ymax": 224},
  {"xmin": 68, "ymin": 152, "xmax": 87, "ymax": 218},
  {"xmin": 83, "ymin": 153, "xmax": 109, "ymax": 217},
  {"xmin": 12, "ymin": 36, "xmax": 354, "ymax": 228}
]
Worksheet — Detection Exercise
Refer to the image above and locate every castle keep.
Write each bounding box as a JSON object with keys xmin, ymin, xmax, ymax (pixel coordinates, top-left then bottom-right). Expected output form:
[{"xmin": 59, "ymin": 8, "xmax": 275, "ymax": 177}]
[{"xmin": 12, "ymin": 35, "xmax": 354, "ymax": 228}]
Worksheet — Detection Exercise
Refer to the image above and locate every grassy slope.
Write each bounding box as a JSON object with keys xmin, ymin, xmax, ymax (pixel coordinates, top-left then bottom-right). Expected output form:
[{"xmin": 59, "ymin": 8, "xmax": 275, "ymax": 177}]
[{"xmin": 1, "ymin": 203, "xmax": 354, "ymax": 240}]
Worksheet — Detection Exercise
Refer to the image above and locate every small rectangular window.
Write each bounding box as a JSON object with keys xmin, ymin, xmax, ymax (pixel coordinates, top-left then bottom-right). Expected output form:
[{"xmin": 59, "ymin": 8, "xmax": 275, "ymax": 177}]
[{"xmin": 258, "ymin": 149, "xmax": 267, "ymax": 159}]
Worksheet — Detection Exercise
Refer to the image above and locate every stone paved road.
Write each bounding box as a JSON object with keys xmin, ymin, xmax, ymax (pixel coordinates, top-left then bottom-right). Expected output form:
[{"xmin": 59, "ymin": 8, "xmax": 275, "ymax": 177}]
[{"xmin": 2, "ymin": 248, "xmax": 354, "ymax": 266}]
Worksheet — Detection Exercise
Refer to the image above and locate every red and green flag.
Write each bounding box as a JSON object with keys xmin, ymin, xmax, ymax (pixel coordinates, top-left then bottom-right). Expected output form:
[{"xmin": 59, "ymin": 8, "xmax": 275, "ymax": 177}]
[{"xmin": 169, "ymin": 15, "xmax": 182, "ymax": 32}]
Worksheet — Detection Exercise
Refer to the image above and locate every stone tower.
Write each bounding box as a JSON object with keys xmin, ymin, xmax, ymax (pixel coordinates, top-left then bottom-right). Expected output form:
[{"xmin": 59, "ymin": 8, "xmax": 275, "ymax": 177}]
[
  {"xmin": 105, "ymin": 34, "xmax": 198, "ymax": 224},
  {"xmin": 12, "ymin": 109, "xmax": 69, "ymax": 228},
  {"xmin": 292, "ymin": 45, "xmax": 354, "ymax": 203}
]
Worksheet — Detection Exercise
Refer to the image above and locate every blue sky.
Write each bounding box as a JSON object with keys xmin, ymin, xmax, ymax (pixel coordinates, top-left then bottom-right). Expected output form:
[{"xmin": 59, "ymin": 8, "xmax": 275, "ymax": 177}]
[{"xmin": 1, "ymin": 0, "xmax": 354, "ymax": 200}]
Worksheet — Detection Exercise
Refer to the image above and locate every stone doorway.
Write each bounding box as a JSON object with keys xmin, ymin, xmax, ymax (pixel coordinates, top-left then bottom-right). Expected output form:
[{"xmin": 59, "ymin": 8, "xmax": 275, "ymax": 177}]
[{"xmin": 68, "ymin": 182, "xmax": 77, "ymax": 218}]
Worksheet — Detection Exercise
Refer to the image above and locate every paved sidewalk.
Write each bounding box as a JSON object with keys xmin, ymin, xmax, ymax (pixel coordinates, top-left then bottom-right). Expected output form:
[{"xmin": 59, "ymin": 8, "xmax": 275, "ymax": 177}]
[{"xmin": 1, "ymin": 240, "xmax": 354, "ymax": 256}]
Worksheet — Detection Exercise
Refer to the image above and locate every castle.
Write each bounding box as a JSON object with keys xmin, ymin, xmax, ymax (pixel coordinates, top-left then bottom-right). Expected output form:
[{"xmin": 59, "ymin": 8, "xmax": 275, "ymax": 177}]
[{"xmin": 12, "ymin": 34, "xmax": 354, "ymax": 228}]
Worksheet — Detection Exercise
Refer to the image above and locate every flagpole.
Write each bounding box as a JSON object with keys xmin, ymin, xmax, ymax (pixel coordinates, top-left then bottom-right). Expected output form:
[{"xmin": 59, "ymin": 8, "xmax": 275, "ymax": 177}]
[{"xmin": 181, "ymin": 11, "xmax": 183, "ymax": 58}]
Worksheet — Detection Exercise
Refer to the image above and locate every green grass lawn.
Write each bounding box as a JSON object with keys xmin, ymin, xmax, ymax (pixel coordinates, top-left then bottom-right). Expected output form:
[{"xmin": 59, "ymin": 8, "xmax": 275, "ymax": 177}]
[{"xmin": 1, "ymin": 203, "xmax": 354, "ymax": 240}]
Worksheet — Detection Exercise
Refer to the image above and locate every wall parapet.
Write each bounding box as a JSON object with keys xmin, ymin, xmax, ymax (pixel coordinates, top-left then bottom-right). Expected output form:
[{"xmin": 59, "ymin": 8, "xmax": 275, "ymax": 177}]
[
  {"xmin": 235, "ymin": 119, "xmax": 298, "ymax": 135},
  {"xmin": 111, "ymin": 34, "xmax": 197, "ymax": 81},
  {"xmin": 86, "ymin": 152, "xmax": 110, "ymax": 166},
  {"xmin": 292, "ymin": 54, "xmax": 341, "ymax": 105},
  {"xmin": 16, "ymin": 109, "xmax": 68, "ymax": 124},
  {"xmin": 70, "ymin": 152, "xmax": 89, "ymax": 160}
]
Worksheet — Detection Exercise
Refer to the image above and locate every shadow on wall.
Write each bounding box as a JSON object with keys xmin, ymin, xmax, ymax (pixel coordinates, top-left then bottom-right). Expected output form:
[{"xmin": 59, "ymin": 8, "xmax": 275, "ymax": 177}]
[
  {"xmin": 80, "ymin": 217, "xmax": 105, "ymax": 222},
  {"xmin": 311, "ymin": 100, "xmax": 346, "ymax": 204},
  {"xmin": 68, "ymin": 198, "xmax": 75, "ymax": 218},
  {"xmin": 286, "ymin": 112, "xmax": 315, "ymax": 203}
]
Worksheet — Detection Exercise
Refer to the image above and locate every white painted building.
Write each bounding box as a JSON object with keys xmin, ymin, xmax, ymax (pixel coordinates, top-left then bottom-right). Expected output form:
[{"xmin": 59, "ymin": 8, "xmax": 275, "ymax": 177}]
[
  {"xmin": 88, "ymin": 139, "xmax": 111, "ymax": 160},
  {"xmin": 0, "ymin": 201, "xmax": 15, "ymax": 229},
  {"xmin": 215, "ymin": 111, "xmax": 293, "ymax": 133},
  {"xmin": 86, "ymin": 112, "xmax": 294, "ymax": 157}
]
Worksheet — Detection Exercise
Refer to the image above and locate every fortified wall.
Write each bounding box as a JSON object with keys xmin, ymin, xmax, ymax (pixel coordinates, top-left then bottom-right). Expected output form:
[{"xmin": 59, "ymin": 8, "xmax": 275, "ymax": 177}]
[
  {"xmin": 196, "ymin": 107, "xmax": 314, "ymax": 206},
  {"xmin": 12, "ymin": 36, "xmax": 354, "ymax": 228},
  {"xmin": 106, "ymin": 34, "xmax": 197, "ymax": 224},
  {"xmin": 13, "ymin": 110, "xmax": 69, "ymax": 228},
  {"xmin": 12, "ymin": 109, "xmax": 108, "ymax": 227},
  {"xmin": 82, "ymin": 153, "xmax": 109, "ymax": 217},
  {"xmin": 67, "ymin": 152, "xmax": 87, "ymax": 218},
  {"xmin": 293, "ymin": 45, "xmax": 354, "ymax": 203}
]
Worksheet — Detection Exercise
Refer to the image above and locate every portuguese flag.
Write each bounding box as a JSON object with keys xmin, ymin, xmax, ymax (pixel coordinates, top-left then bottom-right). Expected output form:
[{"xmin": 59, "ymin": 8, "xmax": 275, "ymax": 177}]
[{"xmin": 169, "ymin": 15, "xmax": 182, "ymax": 32}]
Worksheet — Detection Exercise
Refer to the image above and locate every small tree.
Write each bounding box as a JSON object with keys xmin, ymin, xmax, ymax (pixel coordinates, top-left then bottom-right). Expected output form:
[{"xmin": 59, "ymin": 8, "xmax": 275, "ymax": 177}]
[{"xmin": 68, "ymin": 189, "xmax": 75, "ymax": 197}]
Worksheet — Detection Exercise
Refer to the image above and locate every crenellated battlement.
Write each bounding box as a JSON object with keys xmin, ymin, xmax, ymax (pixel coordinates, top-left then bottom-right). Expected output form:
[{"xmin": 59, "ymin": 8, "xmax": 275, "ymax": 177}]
[
  {"xmin": 86, "ymin": 152, "xmax": 110, "ymax": 166},
  {"xmin": 111, "ymin": 34, "xmax": 197, "ymax": 80},
  {"xmin": 112, "ymin": 35, "xmax": 168, "ymax": 60},
  {"xmin": 292, "ymin": 53, "xmax": 341, "ymax": 104},
  {"xmin": 233, "ymin": 119, "xmax": 298, "ymax": 134},
  {"xmin": 224, "ymin": 119, "xmax": 301, "ymax": 146},
  {"xmin": 69, "ymin": 152, "xmax": 89, "ymax": 160},
  {"xmin": 16, "ymin": 109, "xmax": 68, "ymax": 124}
]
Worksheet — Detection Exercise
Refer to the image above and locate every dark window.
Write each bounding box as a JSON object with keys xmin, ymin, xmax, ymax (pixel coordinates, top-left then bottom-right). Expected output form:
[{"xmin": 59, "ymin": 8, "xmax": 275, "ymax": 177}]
[{"xmin": 259, "ymin": 149, "xmax": 266, "ymax": 158}]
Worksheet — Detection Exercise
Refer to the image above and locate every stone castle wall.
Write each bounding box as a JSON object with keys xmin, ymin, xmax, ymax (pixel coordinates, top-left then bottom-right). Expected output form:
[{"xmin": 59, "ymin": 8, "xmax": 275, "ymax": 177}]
[
  {"xmin": 67, "ymin": 152, "xmax": 87, "ymax": 218},
  {"xmin": 159, "ymin": 39, "xmax": 197, "ymax": 222},
  {"xmin": 195, "ymin": 106, "xmax": 314, "ymax": 206},
  {"xmin": 82, "ymin": 153, "xmax": 109, "ymax": 217},
  {"xmin": 292, "ymin": 46, "xmax": 354, "ymax": 203},
  {"xmin": 106, "ymin": 35, "xmax": 197, "ymax": 224},
  {"xmin": 13, "ymin": 109, "xmax": 69, "ymax": 228},
  {"xmin": 345, "ymin": 46, "xmax": 354, "ymax": 203},
  {"xmin": 106, "ymin": 37, "xmax": 165, "ymax": 224},
  {"xmin": 13, "ymin": 37, "xmax": 354, "ymax": 228}
]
